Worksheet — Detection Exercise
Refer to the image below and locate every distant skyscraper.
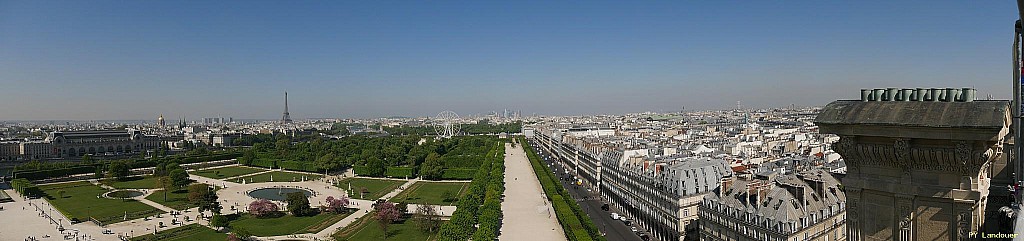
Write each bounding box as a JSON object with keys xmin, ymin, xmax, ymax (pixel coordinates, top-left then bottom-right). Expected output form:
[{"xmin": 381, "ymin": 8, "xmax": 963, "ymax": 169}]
[
  {"xmin": 158, "ymin": 114, "xmax": 165, "ymax": 127},
  {"xmin": 281, "ymin": 92, "xmax": 292, "ymax": 124}
]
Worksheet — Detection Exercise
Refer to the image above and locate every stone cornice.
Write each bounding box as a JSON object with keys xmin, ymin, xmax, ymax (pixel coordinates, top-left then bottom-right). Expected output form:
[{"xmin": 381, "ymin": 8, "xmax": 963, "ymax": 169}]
[{"xmin": 834, "ymin": 136, "xmax": 1000, "ymax": 176}]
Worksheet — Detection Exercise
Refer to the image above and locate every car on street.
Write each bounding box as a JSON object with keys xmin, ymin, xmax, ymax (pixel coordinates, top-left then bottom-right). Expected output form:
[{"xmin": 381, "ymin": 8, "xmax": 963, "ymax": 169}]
[
  {"xmin": 631, "ymin": 227, "xmax": 638, "ymax": 233},
  {"xmin": 611, "ymin": 212, "xmax": 619, "ymax": 220}
]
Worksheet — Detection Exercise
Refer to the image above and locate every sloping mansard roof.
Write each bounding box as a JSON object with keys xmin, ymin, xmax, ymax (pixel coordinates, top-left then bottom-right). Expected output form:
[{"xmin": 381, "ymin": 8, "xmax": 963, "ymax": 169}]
[{"xmin": 704, "ymin": 169, "xmax": 844, "ymax": 234}]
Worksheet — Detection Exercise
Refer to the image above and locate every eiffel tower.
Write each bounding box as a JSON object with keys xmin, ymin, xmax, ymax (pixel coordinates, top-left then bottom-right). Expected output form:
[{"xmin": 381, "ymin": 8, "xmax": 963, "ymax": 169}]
[{"xmin": 281, "ymin": 91, "xmax": 292, "ymax": 124}]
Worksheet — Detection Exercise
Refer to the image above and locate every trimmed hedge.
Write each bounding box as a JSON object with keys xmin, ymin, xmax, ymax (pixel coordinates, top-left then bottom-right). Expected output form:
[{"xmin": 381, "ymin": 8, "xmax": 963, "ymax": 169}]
[
  {"xmin": 552, "ymin": 195, "xmax": 593, "ymax": 241},
  {"xmin": 13, "ymin": 166, "xmax": 100, "ymax": 181},
  {"xmin": 352, "ymin": 165, "xmax": 369, "ymax": 176},
  {"xmin": 11, "ymin": 178, "xmax": 41, "ymax": 197},
  {"xmin": 131, "ymin": 224, "xmax": 220, "ymax": 241},
  {"xmin": 384, "ymin": 167, "xmax": 415, "ymax": 178},
  {"xmin": 278, "ymin": 160, "xmax": 319, "ymax": 172},
  {"xmin": 352, "ymin": 165, "xmax": 416, "ymax": 178},
  {"xmin": 441, "ymin": 168, "xmax": 477, "ymax": 180},
  {"xmin": 520, "ymin": 137, "xmax": 605, "ymax": 241},
  {"xmin": 248, "ymin": 159, "xmax": 277, "ymax": 169},
  {"xmin": 179, "ymin": 152, "xmax": 242, "ymax": 164},
  {"xmin": 441, "ymin": 155, "xmax": 484, "ymax": 168},
  {"xmin": 12, "ymin": 151, "xmax": 241, "ymax": 181}
]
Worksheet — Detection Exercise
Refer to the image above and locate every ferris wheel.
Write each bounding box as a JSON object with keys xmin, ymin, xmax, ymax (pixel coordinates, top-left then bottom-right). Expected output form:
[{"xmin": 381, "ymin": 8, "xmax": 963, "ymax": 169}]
[{"xmin": 433, "ymin": 110, "xmax": 461, "ymax": 138}]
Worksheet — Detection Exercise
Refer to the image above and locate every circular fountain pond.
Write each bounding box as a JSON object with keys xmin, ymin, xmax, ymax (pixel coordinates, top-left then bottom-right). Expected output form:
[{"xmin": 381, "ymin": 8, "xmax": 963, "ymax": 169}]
[
  {"xmin": 103, "ymin": 190, "xmax": 145, "ymax": 199},
  {"xmin": 248, "ymin": 187, "xmax": 312, "ymax": 201}
]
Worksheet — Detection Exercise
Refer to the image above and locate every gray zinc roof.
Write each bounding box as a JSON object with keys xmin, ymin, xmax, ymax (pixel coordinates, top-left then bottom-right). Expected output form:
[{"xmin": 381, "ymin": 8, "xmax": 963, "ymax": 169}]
[{"xmin": 703, "ymin": 169, "xmax": 844, "ymax": 233}]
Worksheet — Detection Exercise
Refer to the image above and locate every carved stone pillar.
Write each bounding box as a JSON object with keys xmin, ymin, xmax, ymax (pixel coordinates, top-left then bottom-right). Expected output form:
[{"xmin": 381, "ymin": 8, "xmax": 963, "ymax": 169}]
[
  {"xmin": 955, "ymin": 201, "xmax": 976, "ymax": 241},
  {"xmin": 895, "ymin": 194, "xmax": 914, "ymax": 241},
  {"xmin": 847, "ymin": 187, "xmax": 862, "ymax": 241}
]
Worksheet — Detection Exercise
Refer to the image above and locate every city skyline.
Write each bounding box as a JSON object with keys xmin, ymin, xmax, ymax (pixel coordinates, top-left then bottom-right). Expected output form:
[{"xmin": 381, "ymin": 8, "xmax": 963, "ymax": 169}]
[{"xmin": 0, "ymin": 1, "xmax": 1016, "ymax": 120}]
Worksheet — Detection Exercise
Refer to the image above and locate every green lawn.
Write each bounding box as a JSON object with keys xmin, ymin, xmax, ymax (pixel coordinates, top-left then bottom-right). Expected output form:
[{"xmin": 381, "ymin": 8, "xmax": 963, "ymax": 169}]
[
  {"xmin": 391, "ymin": 182, "xmax": 469, "ymax": 206},
  {"xmin": 227, "ymin": 171, "xmax": 321, "ymax": 184},
  {"xmin": 145, "ymin": 185, "xmax": 222, "ymax": 211},
  {"xmin": 336, "ymin": 177, "xmax": 406, "ymax": 200},
  {"xmin": 107, "ymin": 175, "xmax": 161, "ymax": 189},
  {"xmin": 333, "ymin": 212, "xmax": 443, "ymax": 241},
  {"xmin": 145, "ymin": 189, "xmax": 191, "ymax": 210},
  {"xmin": 39, "ymin": 181, "xmax": 164, "ymax": 225},
  {"xmin": 130, "ymin": 223, "xmax": 227, "ymax": 241},
  {"xmin": 229, "ymin": 211, "xmax": 350, "ymax": 237},
  {"xmin": 192, "ymin": 166, "xmax": 267, "ymax": 179}
]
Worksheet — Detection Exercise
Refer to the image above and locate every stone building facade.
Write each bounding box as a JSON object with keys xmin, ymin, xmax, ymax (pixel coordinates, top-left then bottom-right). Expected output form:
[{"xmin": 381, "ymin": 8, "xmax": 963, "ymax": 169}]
[
  {"xmin": 602, "ymin": 150, "xmax": 732, "ymax": 241},
  {"xmin": 601, "ymin": 149, "xmax": 682, "ymax": 241},
  {"xmin": 47, "ymin": 130, "xmax": 160, "ymax": 158},
  {"xmin": 815, "ymin": 99, "xmax": 1009, "ymax": 241},
  {"xmin": 661, "ymin": 157, "xmax": 734, "ymax": 237},
  {"xmin": 20, "ymin": 141, "xmax": 50, "ymax": 160},
  {"xmin": 0, "ymin": 141, "xmax": 19, "ymax": 161},
  {"xmin": 532, "ymin": 126, "xmax": 615, "ymax": 191}
]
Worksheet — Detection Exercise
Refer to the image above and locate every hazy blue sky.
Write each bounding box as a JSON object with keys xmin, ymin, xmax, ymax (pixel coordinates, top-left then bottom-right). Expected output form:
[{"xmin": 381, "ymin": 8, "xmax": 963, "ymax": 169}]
[{"xmin": 0, "ymin": 1, "xmax": 1017, "ymax": 120}]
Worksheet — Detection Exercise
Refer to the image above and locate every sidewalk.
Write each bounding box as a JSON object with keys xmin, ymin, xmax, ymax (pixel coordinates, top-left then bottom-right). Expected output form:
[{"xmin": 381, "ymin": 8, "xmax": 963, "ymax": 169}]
[
  {"xmin": 135, "ymin": 193, "xmax": 177, "ymax": 213},
  {"xmin": 190, "ymin": 174, "xmax": 243, "ymax": 189}
]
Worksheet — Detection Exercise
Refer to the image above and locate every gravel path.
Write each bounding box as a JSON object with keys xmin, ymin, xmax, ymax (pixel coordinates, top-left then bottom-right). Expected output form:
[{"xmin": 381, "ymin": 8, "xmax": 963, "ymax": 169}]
[{"xmin": 498, "ymin": 142, "xmax": 566, "ymax": 241}]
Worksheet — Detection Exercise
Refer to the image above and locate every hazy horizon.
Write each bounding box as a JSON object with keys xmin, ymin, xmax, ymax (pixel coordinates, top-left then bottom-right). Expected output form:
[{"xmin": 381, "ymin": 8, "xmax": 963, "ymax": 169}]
[
  {"xmin": 0, "ymin": 104, "xmax": 809, "ymax": 122},
  {"xmin": 1, "ymin": 1, "xmax": 1016, "ymax": 120}
]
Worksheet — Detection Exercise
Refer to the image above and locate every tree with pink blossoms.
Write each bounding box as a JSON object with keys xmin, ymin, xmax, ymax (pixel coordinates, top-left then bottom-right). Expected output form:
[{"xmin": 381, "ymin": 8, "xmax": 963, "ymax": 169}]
[
  {"xmin": 247, "ymin": 199, "xmax": 279, "ymax": 218},
  {"xmin": 374, "ymin": 201, "xmax": 403, "ymax": 239},
  {"xmin": 324, "ymin": 196, "xmax": 350, "ymax": 213}
]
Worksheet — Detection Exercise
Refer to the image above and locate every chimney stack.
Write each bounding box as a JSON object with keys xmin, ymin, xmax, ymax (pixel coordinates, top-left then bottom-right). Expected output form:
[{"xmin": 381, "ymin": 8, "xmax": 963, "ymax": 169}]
[
  {"xmin": 859, "ymin": 88, "xmax": 977, "ymax": 102},
  {"xmin": 719, "ymin": 177, "xmax": 733, "ymax": 198}
]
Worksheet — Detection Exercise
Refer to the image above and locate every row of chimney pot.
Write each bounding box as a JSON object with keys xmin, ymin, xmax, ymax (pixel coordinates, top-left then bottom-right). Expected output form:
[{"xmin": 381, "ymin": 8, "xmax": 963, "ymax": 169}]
[{"xmin": 859, "ymin": 88, "xmax": 976, "ymax": 102}]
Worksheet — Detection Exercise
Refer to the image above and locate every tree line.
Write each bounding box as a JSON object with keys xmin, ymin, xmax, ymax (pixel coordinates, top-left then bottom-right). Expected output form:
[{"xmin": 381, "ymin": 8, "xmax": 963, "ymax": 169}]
[
  {"xmin": 437, "ymin": 140, "xmax": 506, "ymax": 240},
  {"xmin": 236, "ymin": 133, "xmax": 501, "ymax": 180},
  {"xmin": 384, "ymin": 121, "xmax": 522, "ymax": 136}
]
